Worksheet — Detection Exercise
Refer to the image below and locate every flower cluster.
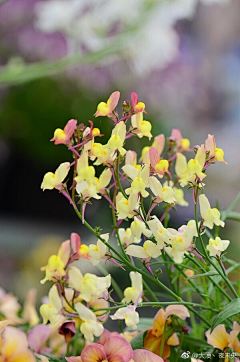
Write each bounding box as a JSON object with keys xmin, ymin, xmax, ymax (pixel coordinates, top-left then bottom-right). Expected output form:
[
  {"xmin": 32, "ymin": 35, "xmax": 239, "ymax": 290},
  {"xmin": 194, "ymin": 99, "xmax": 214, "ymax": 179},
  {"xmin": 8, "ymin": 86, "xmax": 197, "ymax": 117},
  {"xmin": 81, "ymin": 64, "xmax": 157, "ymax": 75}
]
[{"xmin": 1, "ymin": 92, "xmax": 239, "ymax": 362}]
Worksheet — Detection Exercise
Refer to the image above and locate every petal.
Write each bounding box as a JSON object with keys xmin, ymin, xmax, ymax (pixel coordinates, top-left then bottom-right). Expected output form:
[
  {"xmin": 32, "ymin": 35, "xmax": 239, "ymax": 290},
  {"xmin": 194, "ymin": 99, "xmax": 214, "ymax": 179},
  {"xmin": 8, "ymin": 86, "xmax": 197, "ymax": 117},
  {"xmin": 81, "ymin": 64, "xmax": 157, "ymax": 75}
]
[
  {"xmin": 58, "ymin": 239, "xmax": 70, "ymax": 267},
  {"xmin": 70, "ymin": 232, "xmax": 81, "ymax": 254},
  {"xmin": 2, "ymin": 326, "xmax": 28, "ymax": 357},
  {"xmin": 149, "ymin": 147, "xmax": 160, "ymax": 167},
  {"xmin": 48, "ymin": 285, "xmax": 62, "ymax": 312},
  {"xmin": 199, "ymin": 194, "xmax": 211, "ymax": 218},
  {"xmin": 165, "ymin": 305, "xmax": 190, "ymax": 320},
  {"xmin": 133, "ymin": 349, "xmax": 164, "ymax": 362},
  {"xmin": 68, "ymin": 266, "xmax": 84, "ymax": 292},
  {"xmin": 9, "ymin": 351, "xmax": 35, "ymax": 362},
  {"xmin": 75, "ymin": 302, "xmax": 96, "ymax": 322},
  {"xmin": 104, "ymin": 336, "xmax": 133, "ymax": 362},
  {"xmin": 54, "ymin": 162, "xmax": 70, "ymax": 185},
  {"xmin": 171, "ymin": 129, "xmax": 182, "ymax": 147},
  {"xmin": 206, "ymin": 325, "xmax": 229, "ymax": 350},
  {"xmin": 122, "ymin": 165, "xmax": 139, "ymax": 180},
  {"xmin": 28, "ymin": 324, "xmax": 52, "ymax": 353},
  {"xmin": 131, "ymin": 92, "xmax": 138, "ymax": 108},
  {"xmin": 64, "ymin": 119, "xmax": 77, "ymax": 140},
  {"xmin": 81, "ymin": 344, "xmax": 106, "ymax": 362},
  {"xmin": 126, "ymin": 245, "xmax": 148, "ymax": 259},
  {"xmin": 149, "ymin": 176, "xmax": 162, "ymax": 197},
  {"xmin": 107, "ymin": 91, "xmax": 120, "ymax": 113}
]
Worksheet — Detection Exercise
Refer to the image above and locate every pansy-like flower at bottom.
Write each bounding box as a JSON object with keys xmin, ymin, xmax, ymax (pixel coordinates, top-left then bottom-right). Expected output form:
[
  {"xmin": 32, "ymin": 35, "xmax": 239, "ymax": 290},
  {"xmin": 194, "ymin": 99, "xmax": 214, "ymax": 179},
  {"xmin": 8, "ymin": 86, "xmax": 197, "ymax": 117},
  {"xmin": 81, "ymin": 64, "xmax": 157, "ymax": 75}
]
[
  {"xmin": 0, "ymin": 323, "xmax": 35, "ymax": 362},
  {"xmin": 133, "ymin": 349, "xmax": 164, "ymax": 362},
  {"xmin": 206, "ymin": 322, "xmax": 240, "ymax": 354},
  {"xmin": 144, "ymin": 305, "xmax": 190, "ymax": 359}
]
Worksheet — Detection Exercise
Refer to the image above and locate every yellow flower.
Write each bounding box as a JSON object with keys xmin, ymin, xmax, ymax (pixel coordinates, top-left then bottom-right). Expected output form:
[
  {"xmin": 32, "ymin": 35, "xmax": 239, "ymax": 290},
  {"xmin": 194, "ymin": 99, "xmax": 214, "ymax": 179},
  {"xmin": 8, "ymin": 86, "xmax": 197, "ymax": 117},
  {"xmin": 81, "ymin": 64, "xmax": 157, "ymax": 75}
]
[
  {"xmin": 199, "ymin": 194, "xmax": 225, "ymax": 229},
  {"xmin": 94, "ymin": 91, "xmax": 120, "ymax": 117},
  {"xmin": 122, "ymin": 272, "xmax": 143, "ymax": 304},
  {"xmin": 41, "ymin": 162, "xmax": 70, "ymax": 191},
  {"xmin": 207, "ymin": 236, "xmax": 230, "ymax": 256},
  {"xmin": 107, "ymin": 121, "xmax": 126, "ymax": 156}
]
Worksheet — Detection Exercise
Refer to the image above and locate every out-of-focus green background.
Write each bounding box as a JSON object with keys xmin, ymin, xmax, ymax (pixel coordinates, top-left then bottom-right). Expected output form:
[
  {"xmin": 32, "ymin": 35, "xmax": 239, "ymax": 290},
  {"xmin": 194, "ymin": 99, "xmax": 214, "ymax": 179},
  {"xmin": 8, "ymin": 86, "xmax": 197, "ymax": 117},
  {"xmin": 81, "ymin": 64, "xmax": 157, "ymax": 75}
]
[{"xmin": 0, "ymin": 0, "xmax": 239, "ymax": 302}]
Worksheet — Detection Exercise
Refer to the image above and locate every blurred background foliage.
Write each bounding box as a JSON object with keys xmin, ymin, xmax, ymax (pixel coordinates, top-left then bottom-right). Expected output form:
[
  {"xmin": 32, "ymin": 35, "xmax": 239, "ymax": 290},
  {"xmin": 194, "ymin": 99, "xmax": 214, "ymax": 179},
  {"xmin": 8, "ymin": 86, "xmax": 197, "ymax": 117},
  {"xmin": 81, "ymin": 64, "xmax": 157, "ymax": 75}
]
[{"xmin": 0, "ymin": 0, "xmax": 239, "ymax": 302}]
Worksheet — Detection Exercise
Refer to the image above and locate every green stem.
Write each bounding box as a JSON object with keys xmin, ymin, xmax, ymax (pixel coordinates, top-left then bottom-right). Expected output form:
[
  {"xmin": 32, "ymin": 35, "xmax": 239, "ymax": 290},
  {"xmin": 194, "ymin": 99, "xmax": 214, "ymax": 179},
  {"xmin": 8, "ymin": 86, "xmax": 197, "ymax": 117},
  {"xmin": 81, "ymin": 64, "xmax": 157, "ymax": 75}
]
[
  {"xmin": 92, "ymin": 301, "xmax": 219, "ymax": 313},
  {"xmin": 176, "ymin": 332, "xmax": 184, "ymax": 362},
  {"xmin": 143, "ymin": 279, "xmax": 158, "ymax": 302},
  {"xmin": 186, "ymin": 254, "xmax": 232, "ymax": 302}
]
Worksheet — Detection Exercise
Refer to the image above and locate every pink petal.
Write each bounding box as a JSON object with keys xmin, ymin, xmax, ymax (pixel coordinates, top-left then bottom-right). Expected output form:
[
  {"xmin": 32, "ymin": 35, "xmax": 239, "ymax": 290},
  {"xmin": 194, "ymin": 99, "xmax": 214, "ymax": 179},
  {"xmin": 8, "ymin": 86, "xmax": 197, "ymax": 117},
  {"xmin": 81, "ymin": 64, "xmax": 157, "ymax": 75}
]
[
  {"xmin": 149, "ymin": 147, "xmax": 160, "ymax": 167},
  {"xmin": 81, "ymin": 344, "xmax": 106, "ymax": 362},
  {"xmin": 104, "ymin": 336, "xmax": 133, "ymax": 362},
  {"xmin": 107, "ymin": 91, "xmax": 120, "ymax": 113},
  {"xmin": 165, "ymin": 305, "xmax": 190, "ymax": 320},
  {"xmin": 66, "ymin": 358, "xmax": 82, "ymax": 362},
  {"xmin": 108, "ymin": 355, "xmax": 125, "ymax": 362},
  {"xmin": 28, "ymin": 324, "xmax": 52, "ymax": 353},
  {"xmin": 133, "ymin": 349, "xmax": 164, "ymax": 362},
  {"xmin": 131, "ymin": 92, "xmax": 138, "ymax": 109},
  {"xmin": 70, "ymin": 232, "xmax": 81, "ymax": 255},
  {"xmin": 64, "ymin": 119, "xmax": 78, "ymax": 141},
  {"xmin": 171, "ymin": 129, "xmax": 182, "ymax": 148}
]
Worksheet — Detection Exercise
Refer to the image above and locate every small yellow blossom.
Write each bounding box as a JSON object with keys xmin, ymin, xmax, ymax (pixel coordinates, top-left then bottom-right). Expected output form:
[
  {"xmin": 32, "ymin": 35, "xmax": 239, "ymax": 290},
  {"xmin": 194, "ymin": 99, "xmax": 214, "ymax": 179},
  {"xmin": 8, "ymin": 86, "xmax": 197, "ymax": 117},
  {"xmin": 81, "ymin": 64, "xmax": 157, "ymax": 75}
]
[{"xmin": 41, "ymin": 162, "xmax": 70, "ymax": 191}]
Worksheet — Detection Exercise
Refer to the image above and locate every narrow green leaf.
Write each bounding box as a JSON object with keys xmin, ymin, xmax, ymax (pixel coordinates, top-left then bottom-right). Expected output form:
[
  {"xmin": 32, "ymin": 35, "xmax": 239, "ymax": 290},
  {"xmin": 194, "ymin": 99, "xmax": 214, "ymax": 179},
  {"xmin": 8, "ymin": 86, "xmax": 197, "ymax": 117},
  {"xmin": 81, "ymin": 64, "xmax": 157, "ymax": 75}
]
[
  {"xmin": 187, "ymin": 271, "xmax": 218, "ymax": 280},
  {"xmin": 221, "ymin": 192, "xmax": 240, "ymax": 221},
  {"xmin": 211, "ymin": 298, "xmax": 240, "ymax": 332},
  {"xmin": 183, "ymin": 335, "xmax": 210, "ymax": 349}
]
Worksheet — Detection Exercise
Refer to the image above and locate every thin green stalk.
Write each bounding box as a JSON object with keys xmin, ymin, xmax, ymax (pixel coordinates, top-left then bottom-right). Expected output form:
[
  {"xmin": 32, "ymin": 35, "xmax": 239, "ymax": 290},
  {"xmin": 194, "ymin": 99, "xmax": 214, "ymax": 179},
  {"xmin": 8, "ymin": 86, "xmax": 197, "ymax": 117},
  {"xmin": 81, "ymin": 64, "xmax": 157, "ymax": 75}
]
[
  {"xmin": 92, "ymin": 301, "xmax": 219, "ymax": 313},
  {"xmin": 176, "ymin": 332, "xmax": 184, "ymax": 362},
  {"xmin": 143, "ymin": 279, "xmax": 158, "ymax": 302},
  {"xmin": 186, "ymin": 254, "xmax": 232, "ymax": 302}
]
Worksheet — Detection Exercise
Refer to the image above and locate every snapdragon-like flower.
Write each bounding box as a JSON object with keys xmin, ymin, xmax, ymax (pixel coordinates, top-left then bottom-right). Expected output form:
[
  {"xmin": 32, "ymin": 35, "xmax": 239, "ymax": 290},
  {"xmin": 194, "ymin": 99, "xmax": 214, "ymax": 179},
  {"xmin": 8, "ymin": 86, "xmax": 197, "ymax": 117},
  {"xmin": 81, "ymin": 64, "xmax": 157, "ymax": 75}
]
[
  {"xmin": 110, "ymin": 306, "xmax": 139, "ymax": 330},
  {"xmin": 122, "ymin": 272, "xmax": 143, "ymax": 304},
  {"xmin": 130, "ymin": 216, "xmax": 152, "ymax": 244},
  {"xmin": 93, "ymin": 168, "xmax": 112, "ymax": 194},
  {"xmin": 94, "ymin": 91, "xmax": 120, "ymax": 118},
  {"xmin": 125, "ymin": 150, "xmax": 141, "ymax": 169},
  {"xmin": 131, "ymin": 112, "xmax": 152, "ymax": 140},
  {"xmin": 166, "ymin": 221, "xmax": 198, "ymax": 263},
  {"xmin": 139, "ymin": 134, "xmax": 165, "ymax": 163},
  {"xmin": 68, "ymin": 266, "xmax": 111, "ymax": 302},
  {"xmin": 147, "ymin": 215, "xmax": 170, "ymax": 249},
  {"xmin": 171, "ymin": 129, "xmax": 191, "ymax": 152},
  {"xmin": 40, "ymin": 285, "xmax": 62, "ymax": 325},
  {"xmin": 126, "ymin": 239, "xmax": 162, "ymax": 260},
  {"xmin": 75, "ymin": 151, "xmax": 95, "ymax": 185},
  {"xmin": 107, "ymin": 121, "xmax": 126, "ymax": 156},
  {"xmin": 149, "ymin": 176, "xmax": 176, "ymax": 204},
  {"xmin": 204, "ymin": 134, "xmax": 227, "ymax": 164},
  {"xmin": 75, "ymin": 302, "xmax": 104, "ymax": 342},
  {"xmin": 41, "ymin": 239, "xmax": 70, "ymax": 284},
  {"xmin": 118, "ymin": 228, "xmax": 133, "ymax": 246},
  {"xmin": 88, "ymin": 234, "xmax": 108, "ymax": 266},
  {"xmin": 123, "ymin": 164, "xmax": 149, "ymax": 198},
  {"xmin": 50, "ymin": 119, "xmax": 77, "ymax": 145},
  {"xmin": 41, "ymin": 162, "xmax": 70, "ymax": 191},
  {"xmin": 116, "ymin": 193, "xmax": 139, "ymax": 220},
  {"xmin": 207, "ymin": 236, "xmax": 230, "ymax": 256},
  {"xmin": 148, "ymin": 147, "xmax": 169, "ymax": 177},
  {"xmin": 131, "ymin": 92, "xmax": 146, "ymax": 113},
  {"xmin": 199, "ymin": 194, "xmax": 225, "ymax": 229},
  {"xmin": 175, "ymin": 145, "xmax": 206, "ymax": 186}
]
